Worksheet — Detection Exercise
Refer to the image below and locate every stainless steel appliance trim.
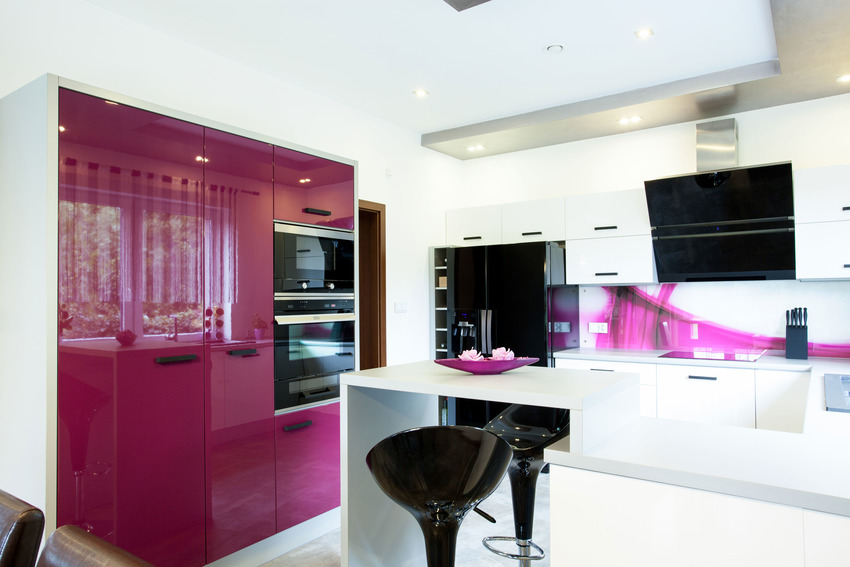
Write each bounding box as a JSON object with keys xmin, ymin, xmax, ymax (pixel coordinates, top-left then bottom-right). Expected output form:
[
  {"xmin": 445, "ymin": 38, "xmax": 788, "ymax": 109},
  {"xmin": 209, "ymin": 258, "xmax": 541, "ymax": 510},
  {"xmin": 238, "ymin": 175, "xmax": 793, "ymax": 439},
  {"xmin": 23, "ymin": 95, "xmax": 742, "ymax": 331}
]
[
  {"xmin": 273, "ymin": 221, "xmax": 354, "ymax": 239},
  {"xmin": 274, "ymin": 292, "xmax": 355, "ymax": 301},
  {"xmin": 274, "ymin": 313, "xmax": 356, "ymax": 325}
]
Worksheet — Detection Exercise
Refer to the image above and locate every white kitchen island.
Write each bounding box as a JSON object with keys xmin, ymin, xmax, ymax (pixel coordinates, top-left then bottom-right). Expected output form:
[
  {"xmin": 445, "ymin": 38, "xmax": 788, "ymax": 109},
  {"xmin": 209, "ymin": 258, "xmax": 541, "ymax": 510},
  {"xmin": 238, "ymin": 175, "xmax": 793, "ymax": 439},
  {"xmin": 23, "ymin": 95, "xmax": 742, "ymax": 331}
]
[{"xmin": 339, "ymin": 360, "xmax": 640, "ymax": 567}]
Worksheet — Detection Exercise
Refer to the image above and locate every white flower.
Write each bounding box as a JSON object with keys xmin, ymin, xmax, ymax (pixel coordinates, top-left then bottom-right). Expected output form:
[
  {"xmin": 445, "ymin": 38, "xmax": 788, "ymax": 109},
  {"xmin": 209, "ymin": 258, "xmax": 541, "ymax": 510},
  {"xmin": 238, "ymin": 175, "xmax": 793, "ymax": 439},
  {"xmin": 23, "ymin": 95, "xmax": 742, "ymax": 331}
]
[
  {"xmin": 491, "ymin": 347, "xmax": 515, "ymax": 360},
  {"xmin": 458, "ymin": 349, "xmax": 484, "ymax": 361}
]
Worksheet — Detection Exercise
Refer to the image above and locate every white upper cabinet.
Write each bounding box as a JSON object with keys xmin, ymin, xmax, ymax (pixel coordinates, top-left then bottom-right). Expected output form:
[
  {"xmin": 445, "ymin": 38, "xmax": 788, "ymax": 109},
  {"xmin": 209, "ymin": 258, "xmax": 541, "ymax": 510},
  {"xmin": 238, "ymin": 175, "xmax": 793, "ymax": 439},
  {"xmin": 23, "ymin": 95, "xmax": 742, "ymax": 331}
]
[
  {"xmin": 564, "ymin": 188, "xmax": 651, "ymax": 240},
  {"xmin": 565, "ymin": 235, "xmax": 655, "ymax": 285},
  {"xmin": 795, "ymin": 222, "xmax": 850, "ymax": 280},
  {"xmin": 445, "ymin": 204, "xmax": 502, "ymax": 246},
  {"xmin": 793, "ymin": 164, "xmax": 850, "ymax": 224},
  {"xmin": 501, "ymin": 198, "xmax": 566, "ymax": 244}
]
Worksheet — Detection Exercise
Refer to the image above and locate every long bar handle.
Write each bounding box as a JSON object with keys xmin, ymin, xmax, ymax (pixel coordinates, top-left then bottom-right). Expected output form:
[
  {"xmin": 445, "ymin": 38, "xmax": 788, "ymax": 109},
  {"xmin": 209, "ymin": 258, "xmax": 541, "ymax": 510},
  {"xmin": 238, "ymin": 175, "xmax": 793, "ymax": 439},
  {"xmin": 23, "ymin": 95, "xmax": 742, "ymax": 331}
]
[
  {"xmin": 688, "ymin": 375, "xmax": 718, "ymax": 381},
  {"xmin": 463, "ymin": 236, "xmax": 482, "ymax": 241},
  {"xmin": 595, "ymin": 272, "xmax": 619, "ymax": 277},
  {"xmin": 594, "ymin": 225, "xmax": 618, "ymax": 231},
  {"xmin": 227, "ymin": 348, "xmax": 258, "ymax": 357},
  {"xmin": 303, "ymin": 207, "xmax": 331, "ymax": 216},
  {"xmin": 521, "ymin": 231, "xmax": 543, "ymax": 236},
  {"xmin": 155, "ymin": 354, "xmax": 199, "ymax": 364},
  {"xmin": 283, "ymin": 420, "xmax": 313, "ymax": 432}
]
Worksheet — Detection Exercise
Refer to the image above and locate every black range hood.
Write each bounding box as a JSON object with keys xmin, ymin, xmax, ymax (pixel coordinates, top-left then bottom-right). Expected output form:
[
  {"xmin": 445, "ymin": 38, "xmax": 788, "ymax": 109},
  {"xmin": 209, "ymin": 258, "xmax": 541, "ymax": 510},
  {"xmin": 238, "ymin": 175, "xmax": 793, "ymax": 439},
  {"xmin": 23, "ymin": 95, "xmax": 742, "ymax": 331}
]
[{"xmin": 644, "ymin": 162, "xmax": 796, "ymax": 282}]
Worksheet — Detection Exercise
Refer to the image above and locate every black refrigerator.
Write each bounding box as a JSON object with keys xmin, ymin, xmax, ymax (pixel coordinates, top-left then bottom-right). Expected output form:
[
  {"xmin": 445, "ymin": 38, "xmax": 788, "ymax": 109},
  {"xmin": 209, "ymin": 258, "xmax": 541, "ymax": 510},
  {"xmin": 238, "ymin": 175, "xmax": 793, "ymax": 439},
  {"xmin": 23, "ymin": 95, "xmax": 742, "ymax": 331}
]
[{"xmin": 444, "ymin": 241, "xmax": 579, "ymax": 427}]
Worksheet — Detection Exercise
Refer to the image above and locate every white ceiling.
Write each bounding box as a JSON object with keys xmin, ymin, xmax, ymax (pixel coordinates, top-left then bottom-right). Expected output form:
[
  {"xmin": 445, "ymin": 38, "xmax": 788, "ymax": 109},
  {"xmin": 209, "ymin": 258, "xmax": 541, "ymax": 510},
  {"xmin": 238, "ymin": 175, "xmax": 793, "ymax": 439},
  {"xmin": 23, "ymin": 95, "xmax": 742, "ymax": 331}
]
[{"xmin": 81, "ymin": 0, "xmax": 849, "ymax": 159}]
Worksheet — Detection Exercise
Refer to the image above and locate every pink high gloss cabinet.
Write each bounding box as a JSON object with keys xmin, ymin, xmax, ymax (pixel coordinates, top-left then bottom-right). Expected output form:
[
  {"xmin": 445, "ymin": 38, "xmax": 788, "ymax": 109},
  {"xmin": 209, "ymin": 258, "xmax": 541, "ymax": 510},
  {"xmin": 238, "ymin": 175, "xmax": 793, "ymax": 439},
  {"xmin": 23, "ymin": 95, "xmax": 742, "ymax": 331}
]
[
  {"xmin": 58, "ymin": 88, "xmax": 206, "ymax": 566},
  {"xmin": 203, "ymin": 128, "xmax": 276, "ymax": 562},
  {"xmin": 273, "ymin": 146, "xmax": 354, "ymax": 230},
  {"xmin": 275, "ymin": 402, "xmax": 341, "ymax": 531}
]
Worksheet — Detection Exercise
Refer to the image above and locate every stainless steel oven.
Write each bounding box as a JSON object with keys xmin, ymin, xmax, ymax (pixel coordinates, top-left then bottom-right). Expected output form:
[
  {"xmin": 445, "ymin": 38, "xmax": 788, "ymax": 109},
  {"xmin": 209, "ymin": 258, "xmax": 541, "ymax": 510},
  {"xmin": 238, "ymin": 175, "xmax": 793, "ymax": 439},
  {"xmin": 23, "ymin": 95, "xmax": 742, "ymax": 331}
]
[
  {"xmin": 273, "ymin": 295, "xmax": 355, "ymax": 411},
  {"xmin": 273, "ymin": 222, "xmax": 355, "ymax": 294}
]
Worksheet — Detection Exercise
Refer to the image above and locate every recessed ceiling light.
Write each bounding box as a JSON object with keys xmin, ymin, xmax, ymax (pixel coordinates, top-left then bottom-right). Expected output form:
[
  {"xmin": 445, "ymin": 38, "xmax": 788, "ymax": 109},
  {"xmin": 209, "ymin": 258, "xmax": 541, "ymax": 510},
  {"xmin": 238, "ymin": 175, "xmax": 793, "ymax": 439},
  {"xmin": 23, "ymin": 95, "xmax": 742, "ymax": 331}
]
[
  {"xmin": 634, "ymin": 27, "xmax": 654, "ymax": 40},
  {"xmin": 546, "ymin": 44, "xmax": 564, "ymax": 53},
  {"xmin": 413, "ymin": 89, "xmax": 429, "ymax": 97},
  {"xmin": 104, "ymin": 100, "xmax": 119, "ymax": 106},
  {"xmin": 837, "ymin": 75, "xmax": 850, "ymax": 84},
  {"xmin": 618, "ymin": 116, "xmax": 642, "ymax": 126},
  {"xmin": 466, "ymin": 145, "xmax": 486, "ymax": 152},
  {"xmin": 299, "ymin": 178, "xmax": 311, "ymax": 184}
]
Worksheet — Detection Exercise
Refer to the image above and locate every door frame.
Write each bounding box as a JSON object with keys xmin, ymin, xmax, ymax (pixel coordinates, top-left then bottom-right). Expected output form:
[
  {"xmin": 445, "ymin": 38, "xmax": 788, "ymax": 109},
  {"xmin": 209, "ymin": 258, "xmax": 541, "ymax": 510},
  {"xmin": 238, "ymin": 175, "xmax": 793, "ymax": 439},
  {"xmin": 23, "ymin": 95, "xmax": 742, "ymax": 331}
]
[{"xmin": 358, "ymin": 200, "xmax": 387, "ymax": 368}]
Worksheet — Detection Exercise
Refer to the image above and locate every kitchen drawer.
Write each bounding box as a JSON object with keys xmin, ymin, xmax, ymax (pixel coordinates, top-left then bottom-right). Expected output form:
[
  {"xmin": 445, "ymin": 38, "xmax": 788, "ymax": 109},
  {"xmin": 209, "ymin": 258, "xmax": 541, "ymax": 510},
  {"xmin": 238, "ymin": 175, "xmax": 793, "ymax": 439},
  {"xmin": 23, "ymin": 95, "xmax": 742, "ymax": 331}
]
[
  {"xmin": 564, "ymin": 188, "xmax": 651, "ymax": 239},
  {"xmin": 793, "ymin": 165, "xmax": 850, "ymax": 224},
  {"xmin": 446, "ymin": 204, "xmax": 502, "ymax": 246},
  {"xmin": 501, "ymin": 198, "xmax": 565, "ymax": 244},
  {"xmin": 656, "ymin": 364, "xmax": 755, "ymax": 427},
  {"xmin": 565, "ymin": 235, "xmax": 655, "ymax": 285},
  {"xmin": 555, "ymin": 358, "xmax": 656, "ymax": 417},
  {"xmin": 795, "ymin": 221, "xmax": 850, "ymax": 280}
]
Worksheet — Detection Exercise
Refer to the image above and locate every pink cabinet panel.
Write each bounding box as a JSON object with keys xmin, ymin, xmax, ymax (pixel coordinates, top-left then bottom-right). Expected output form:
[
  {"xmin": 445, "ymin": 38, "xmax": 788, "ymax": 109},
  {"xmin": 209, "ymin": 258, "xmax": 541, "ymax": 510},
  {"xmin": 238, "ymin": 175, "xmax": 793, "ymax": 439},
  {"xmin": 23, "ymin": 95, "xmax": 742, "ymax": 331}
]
[
  {"xmin": 273, "ymin": 146, "xmax": 354, "ymax": 230},
  {"xmin": 275, "ymin": 402, "xmax": 341, "ymax": 531}
]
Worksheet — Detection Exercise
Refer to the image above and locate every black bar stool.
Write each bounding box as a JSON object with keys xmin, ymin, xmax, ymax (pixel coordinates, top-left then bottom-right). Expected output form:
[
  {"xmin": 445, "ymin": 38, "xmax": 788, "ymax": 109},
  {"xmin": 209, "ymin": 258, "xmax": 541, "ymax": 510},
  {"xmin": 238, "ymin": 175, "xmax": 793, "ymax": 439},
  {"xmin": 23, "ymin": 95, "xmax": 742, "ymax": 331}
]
[
  {"xmin": 482, "ymin": 404, "xmax": 570, "ymax": 564},
  {"xmin": 366, "ymin": 425, "xmax": 513, "ymax": 567}
]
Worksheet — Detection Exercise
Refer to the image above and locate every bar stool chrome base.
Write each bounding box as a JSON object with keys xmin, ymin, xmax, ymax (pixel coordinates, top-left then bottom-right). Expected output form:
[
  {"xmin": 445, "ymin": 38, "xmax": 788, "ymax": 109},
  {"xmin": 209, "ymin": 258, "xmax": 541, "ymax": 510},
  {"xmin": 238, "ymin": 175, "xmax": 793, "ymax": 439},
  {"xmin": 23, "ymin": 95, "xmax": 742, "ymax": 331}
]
[{"xmin": 482, "ymin": 536, "xmax": 545, "ymax": 561}]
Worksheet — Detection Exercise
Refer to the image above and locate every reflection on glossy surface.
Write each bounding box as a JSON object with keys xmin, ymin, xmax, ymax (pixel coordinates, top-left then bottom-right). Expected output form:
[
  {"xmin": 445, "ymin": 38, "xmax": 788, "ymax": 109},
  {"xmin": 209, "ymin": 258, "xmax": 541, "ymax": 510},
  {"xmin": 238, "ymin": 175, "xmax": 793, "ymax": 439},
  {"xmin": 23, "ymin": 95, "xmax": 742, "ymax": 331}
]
[{"xmin": 366, "ymin": 426, "xmax": 512, "ymax": 567}]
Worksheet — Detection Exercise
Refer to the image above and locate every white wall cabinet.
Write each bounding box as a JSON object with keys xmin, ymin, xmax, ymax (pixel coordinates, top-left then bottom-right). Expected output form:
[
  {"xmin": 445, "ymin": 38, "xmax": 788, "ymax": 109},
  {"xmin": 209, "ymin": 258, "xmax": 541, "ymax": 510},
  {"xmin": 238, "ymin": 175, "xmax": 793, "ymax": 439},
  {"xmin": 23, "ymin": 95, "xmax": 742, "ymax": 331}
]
[
  {"xmin": 565, "ymin": 235, "xmax": 655, "ymax": 285},
  {"xmin": 564, "ymin": 188, "xmax": 651, "ymax": 239},
  {"xmin": 793, "ymin": 164, "xmax": 850, "ymax": 224},
  {"xmin": 755, "ymin": 369, "xmax": 809, "ymax": 433},
  {"xmin": 501, "ymin": 198, "xmax": 565, "ymax": 244},
  {"xmin": 656, "ymin": 364, "xmax": 756, "ymax": 427},
  {"xmin": 551, "ymin": 466, "xmax": 805, "ymax": 567},
  {"xmin": 445, "ymin": 204, "xmax": 502, "ymax": 246},
  {"xmin": 795, "ymin": 222, "xmax": 850, "ymax": 280},
  {"xmin": 555, "ymin": 358, "xmax": 656, "ymax": 416}
]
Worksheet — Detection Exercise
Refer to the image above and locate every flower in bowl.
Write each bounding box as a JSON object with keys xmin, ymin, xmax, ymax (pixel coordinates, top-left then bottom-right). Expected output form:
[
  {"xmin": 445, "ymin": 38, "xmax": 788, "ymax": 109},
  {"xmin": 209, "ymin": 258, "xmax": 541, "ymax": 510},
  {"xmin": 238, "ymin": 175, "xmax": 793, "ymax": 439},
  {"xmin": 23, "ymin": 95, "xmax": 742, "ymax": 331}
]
[
  {"xmin": 115, "ymin": 329, "xmax": 137, "ymax": 346},
  {"xmin": 437, "ymin": 347, "xmax": 537, "ymax": 375},
  {"xmin": 458, "ymin": 349, "xmax": 485, "ymax": 361},
  {"xmin": 490, "ymin": 347, "xmax": 515, "ymax": 360}
]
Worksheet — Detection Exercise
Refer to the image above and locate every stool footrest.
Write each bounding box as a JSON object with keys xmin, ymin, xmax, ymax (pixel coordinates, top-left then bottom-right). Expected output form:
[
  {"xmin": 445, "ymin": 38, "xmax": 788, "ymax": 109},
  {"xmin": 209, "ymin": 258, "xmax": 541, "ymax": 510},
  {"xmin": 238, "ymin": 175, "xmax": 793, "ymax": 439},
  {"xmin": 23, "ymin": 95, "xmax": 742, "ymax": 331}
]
[{"xmin": 482, "ymin": 536, "xmax": 545, "ymax": 561}]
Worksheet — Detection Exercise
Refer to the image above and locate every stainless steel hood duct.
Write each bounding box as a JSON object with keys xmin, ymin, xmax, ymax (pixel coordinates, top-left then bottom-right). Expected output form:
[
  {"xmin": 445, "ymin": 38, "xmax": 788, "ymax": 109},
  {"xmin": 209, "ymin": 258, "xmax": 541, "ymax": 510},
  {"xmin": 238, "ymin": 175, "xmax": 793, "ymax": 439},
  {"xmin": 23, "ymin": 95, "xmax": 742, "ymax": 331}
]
[
  {"xmin": 443, "ymin": 0, "xmax": 491, "ymax": 11},
  {"xmin": 696, "ymin": 118, "xmax": 738, "ymax": 171}
]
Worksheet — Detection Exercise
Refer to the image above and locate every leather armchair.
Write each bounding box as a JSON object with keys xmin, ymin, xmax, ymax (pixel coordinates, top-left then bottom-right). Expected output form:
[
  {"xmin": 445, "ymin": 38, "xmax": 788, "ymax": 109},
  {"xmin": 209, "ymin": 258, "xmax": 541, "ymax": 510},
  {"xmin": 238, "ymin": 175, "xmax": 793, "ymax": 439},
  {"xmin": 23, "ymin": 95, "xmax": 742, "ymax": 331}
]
[
  {"xmin": 36, "ymin": 526, "xmax": 152, "ymax": 567},
  {"xmin": 0, "ymin": 488, "xmax": 45, "ymax": 567}
]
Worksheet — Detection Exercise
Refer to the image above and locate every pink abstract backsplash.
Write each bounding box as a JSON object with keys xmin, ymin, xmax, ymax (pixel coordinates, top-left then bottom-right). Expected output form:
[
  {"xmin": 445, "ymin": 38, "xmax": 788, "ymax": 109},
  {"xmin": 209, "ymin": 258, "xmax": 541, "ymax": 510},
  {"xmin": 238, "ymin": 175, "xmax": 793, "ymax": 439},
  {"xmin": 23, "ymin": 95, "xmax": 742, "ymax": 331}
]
[{"xmin": 582, "ymin": 284, "xmax": 850, "ymax": 358}]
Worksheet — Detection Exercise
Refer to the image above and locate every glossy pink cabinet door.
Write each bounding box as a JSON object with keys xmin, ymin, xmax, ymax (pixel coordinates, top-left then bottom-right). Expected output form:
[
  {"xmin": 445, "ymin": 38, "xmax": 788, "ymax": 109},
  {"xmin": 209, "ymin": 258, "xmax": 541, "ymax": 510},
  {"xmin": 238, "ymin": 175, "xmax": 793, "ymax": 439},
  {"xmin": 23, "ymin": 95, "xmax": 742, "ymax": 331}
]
[
  {"xmin": 275, "ymin": 402, "xmax": 341, "ymax": 531},
  {"xmin": 58, "ymin": 88, "xmax": 206, "ymax": 567},
  {"xmin": 203, "ymin": 127, "xmax": 276, "ymax": 562},
  {"xmin": 273, "ymin": 146, "xmax": 354, "ymax": 230}
]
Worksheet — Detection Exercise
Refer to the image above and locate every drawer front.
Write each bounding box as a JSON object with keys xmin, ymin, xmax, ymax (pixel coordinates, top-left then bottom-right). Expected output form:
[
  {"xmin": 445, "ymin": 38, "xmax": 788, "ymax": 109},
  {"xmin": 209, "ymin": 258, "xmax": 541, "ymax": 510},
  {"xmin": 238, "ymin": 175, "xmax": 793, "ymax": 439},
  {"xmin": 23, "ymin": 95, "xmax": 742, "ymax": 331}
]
[
  {"xmin": 555, "ymin": 358, "xmax": 656, "ymax": 385},
  {"xmin": 656, "ymin": 365, "xmax": 755, "ymax": 427}
]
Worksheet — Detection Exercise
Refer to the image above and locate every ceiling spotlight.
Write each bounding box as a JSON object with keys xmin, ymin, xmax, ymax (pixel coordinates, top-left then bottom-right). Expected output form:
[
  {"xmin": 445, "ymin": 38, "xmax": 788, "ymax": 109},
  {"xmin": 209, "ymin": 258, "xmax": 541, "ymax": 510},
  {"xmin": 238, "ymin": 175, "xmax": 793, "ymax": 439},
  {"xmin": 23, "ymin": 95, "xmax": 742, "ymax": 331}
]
[
  {"xmin": 546, "ymin": 44, "xmax": 564, "ymax": 53},
  {"xmin": 618, "ymin": 116, "xmax": 642, "ymax": 125},
  {"xmin": 634, "ymin": 27, "xmax": 654, "ymax": 40},
  {"xmin": 837, "ymin": 75, "xmax": 850, "ymax": 84},
  {"xmin": 104, "ymin": 100, "xmax": 120, "ymax": 106},
  {"xmin": 195, "ymin": 156, "xmax": 209, "ymax": 163},
  {"xmin": 466, "ymin": 145, "xmax": 486, "ymax": 152},
  {"xmin": 413, "ymin": 89, "xmax": 429, "ymax": 97},
  {"xmin": 299, "ymin": 178, "xmax": 311, "ymax": 184}
]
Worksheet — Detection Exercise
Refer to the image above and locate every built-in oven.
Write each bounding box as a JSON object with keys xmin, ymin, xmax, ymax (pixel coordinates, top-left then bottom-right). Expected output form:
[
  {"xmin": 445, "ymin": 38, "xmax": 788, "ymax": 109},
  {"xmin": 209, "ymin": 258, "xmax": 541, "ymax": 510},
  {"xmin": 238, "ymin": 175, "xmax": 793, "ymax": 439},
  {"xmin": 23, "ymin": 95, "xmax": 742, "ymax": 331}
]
[
  {"xmin": 273, "ymin": 222, "xmax": 355, "ymax": 294},
  {"xmin": 273, "ymin": 294, "xmax": 355, "ymax": 411}
]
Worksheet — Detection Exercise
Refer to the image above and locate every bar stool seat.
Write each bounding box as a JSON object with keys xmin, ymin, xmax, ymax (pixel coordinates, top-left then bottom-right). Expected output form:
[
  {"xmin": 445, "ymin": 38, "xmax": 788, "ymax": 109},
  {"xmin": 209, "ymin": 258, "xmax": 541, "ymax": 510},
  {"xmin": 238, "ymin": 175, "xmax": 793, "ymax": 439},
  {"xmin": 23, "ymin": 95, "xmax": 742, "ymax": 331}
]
[
  {"xmin": 482, "ymin": 404, "xmax": 570, "ymax": 564},
  {"xmin": 366, "ymin": 425, "xmax": 512, "ymax": 567}
]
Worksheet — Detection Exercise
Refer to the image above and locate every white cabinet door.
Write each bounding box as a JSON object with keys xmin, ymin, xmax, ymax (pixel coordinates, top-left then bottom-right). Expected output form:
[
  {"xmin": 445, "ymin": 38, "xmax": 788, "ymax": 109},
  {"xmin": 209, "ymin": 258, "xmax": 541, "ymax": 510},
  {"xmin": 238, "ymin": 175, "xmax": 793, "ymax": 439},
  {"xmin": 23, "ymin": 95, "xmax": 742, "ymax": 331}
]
[
  {"xmin": 793, "ymin": 164, "xmax": 850, "ymax": 224},
  {"xmin": 803, "ymin": 510, "xmax": 850, "ymax": 567},
  {"xmin": 795, "ymin": 221, "xmax": 850, "ymax": 280},
  {"xmin": 501, "ymin": 198, "xmax": 565, "ymax": 244},
  {"xmin": 555, "ymin": 358, "xmax": 656, "ymax": 416},
  {"xmin": 564, "ymin": 188, "xmax": 651, "ymax": 239},
  {"xmin": 551, "ymin": 466, "xmax": 805, "ymax": 567},
  {"xmin": 565, "ymin": 234, "xmax": 655, "ymax": 285},
  {"xmin": 755, "ymin": 370, "xmax": 809, "ymax": 433},
  {"xmin": 656, "ymin": 364, "xmax": 755, "ymax": 427},
  {"xmin": 445, "ymin": 204, "xmax": 502, "ymax": 246}
]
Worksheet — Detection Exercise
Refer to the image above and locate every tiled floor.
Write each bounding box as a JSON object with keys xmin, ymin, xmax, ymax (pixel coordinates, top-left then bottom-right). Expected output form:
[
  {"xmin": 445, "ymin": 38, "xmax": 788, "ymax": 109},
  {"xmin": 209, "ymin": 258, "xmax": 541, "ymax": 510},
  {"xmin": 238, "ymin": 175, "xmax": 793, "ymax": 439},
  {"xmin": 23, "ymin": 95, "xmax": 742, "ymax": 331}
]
[{"xmin": 262, "ymin": 472, "xmax": 550, "ymax": 566}]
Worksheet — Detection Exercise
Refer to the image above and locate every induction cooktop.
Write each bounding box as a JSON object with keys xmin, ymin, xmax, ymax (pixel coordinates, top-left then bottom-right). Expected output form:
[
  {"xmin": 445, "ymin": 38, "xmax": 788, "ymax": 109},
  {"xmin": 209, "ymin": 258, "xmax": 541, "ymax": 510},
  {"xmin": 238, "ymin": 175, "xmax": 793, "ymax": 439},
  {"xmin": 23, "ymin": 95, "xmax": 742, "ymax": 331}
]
[{"xmin": 659, "ymin": 349, "xmax": 766, "ymax": 362}]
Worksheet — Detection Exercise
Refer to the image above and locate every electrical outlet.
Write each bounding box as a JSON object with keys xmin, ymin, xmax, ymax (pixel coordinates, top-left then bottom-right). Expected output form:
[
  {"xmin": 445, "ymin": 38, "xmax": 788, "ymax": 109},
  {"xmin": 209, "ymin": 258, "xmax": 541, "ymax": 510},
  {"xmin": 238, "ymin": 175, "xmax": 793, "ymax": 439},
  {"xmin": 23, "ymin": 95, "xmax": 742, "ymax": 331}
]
[
  {"xmin": 589, "ymin": 322, "xmax": 608, "ymax": 334},
  {"xmin": 690, "ymin": 323, "xmax": 699, "ymax": 340}
]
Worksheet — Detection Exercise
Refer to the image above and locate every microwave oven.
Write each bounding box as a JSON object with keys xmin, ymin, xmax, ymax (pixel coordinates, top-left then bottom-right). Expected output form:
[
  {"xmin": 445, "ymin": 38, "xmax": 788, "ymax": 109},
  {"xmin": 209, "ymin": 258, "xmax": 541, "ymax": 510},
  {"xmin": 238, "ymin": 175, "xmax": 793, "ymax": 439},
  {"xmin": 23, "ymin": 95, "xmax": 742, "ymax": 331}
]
[{"xmin": 273, "ymin": 222, "xmax": 355, "ymax": 294}]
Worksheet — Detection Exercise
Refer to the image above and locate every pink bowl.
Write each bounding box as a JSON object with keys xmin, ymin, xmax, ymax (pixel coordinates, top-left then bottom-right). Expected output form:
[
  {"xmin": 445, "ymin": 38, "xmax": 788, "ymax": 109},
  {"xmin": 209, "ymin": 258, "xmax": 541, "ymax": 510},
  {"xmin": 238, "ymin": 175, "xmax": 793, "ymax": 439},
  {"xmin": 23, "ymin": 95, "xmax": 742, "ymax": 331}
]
[{"xmin": 434, "ymin": 357, "xmax": 539, "ymax": 375}]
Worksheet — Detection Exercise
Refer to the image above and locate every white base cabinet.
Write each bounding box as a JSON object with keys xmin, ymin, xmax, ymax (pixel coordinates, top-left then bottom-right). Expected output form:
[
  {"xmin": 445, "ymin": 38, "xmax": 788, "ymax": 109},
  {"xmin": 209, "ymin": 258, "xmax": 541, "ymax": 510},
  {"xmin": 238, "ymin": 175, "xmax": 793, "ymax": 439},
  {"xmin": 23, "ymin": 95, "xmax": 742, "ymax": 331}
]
[
  {"xmin": 551, "ymin": 466, "xmax": 806, "ymax": 567},
  {"xmin": 803, "ymin": 510, "xmax": 850, "ymax": 567},
  {"xmin": 755, "ymin": 370, "xmax": 809, "ymax": 433},
  {"xmin": 656, "ymin": 364, "xmax": 755, "ymax": 427},
  {"xmin": 555, "ymin": 358, "xmax": 657, "ymax": 417}
]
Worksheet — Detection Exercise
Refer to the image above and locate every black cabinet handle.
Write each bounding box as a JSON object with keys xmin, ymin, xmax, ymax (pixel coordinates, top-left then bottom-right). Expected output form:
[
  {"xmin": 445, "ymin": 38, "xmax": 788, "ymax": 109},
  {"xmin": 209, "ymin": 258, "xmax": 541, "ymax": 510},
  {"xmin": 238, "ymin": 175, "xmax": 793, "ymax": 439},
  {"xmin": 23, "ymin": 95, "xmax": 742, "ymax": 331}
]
[
  {"xmin": 590, "ymin": 368, "xmax": 614, "ymax": 372},
  {"xmin": 296, "ymin": 249, "xmax": 311, "ymax": 253},
  {"xmin": 844, "ymin": 264, "xmax": 850, "ymax": 269},
  {"xmin": 595, "ymin": 272, "xmax": 619, "ymax": 277},
  {"xmin": 155, "ymin": 354, "xmax": 199, "ymax": 364},
  {"xmin": 594, "ymin": 225, "xmax": 618, "ymax": 231},
  {"xmin": 227, "ymin": 348, "xmax": 258, "ymax": 357},
  {"xmin": 688, "ymin": 375, "xmax": 717, "ymax": 381},
  {"xmin": 283, "ymin": 420, "xmax": 313, "ymax": 432},
  {"xmin": 842, "ymin": 206, "xmax": 850, "ymax": 211},
  {"xmin": 335, "ymin": 352, "xmax": 354, "ymax": 356},
  {"xmin": 463, "ymin": 236, "xmax": 482, "ymax": 241},
  {"xmin": 522, "ymin": 231, "xmax": 543, "ymax": 236},
  {"xmin": 303, "ymin": 207, "xmax": 331, "ymax": 216}
]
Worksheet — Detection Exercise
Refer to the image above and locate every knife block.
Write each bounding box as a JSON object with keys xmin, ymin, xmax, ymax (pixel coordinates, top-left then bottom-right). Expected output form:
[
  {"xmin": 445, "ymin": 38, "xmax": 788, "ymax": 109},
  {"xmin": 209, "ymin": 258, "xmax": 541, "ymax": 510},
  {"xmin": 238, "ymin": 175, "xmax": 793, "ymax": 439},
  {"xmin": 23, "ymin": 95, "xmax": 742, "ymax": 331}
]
[{"xmin": 785, "ymin": 325, "xmax": 808, "ymax": 360}]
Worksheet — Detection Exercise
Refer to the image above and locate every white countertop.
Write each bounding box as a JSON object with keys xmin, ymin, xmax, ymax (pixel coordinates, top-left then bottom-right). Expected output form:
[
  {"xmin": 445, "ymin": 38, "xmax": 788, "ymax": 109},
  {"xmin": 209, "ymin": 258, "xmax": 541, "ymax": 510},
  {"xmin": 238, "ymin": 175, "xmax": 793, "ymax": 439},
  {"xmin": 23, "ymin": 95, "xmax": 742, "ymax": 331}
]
[
  {"xmin": 342, "ymin": 360, "xmax": 638, "ymax": 412},
  {"xmin": 554, "ymin": 347, "xmax": 815, "ymax": 371}
]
